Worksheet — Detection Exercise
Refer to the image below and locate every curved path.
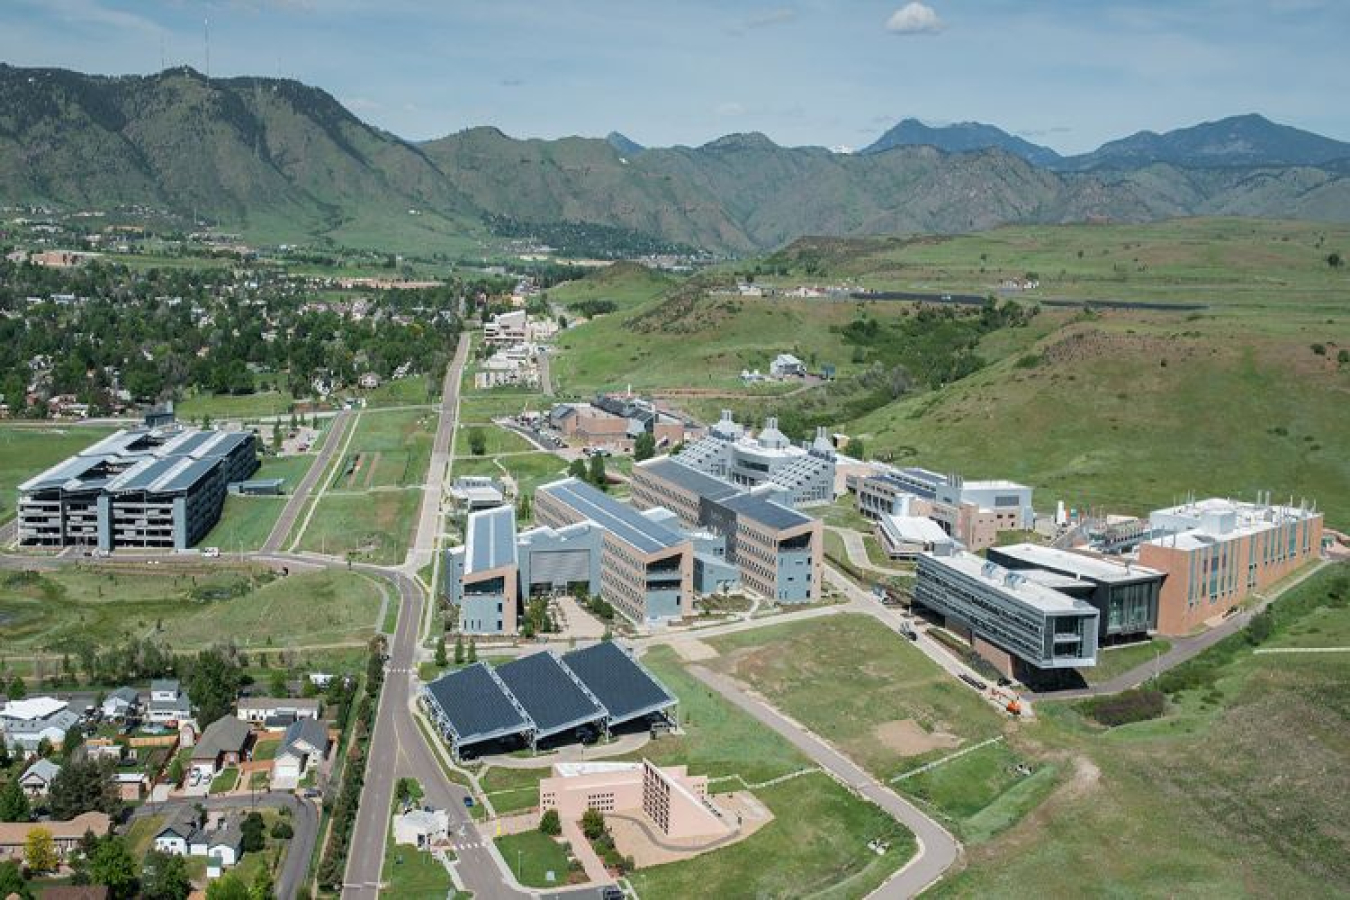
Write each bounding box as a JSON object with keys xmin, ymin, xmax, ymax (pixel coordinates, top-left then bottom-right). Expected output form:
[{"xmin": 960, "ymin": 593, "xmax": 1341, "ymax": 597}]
[{"xmin": 828, "ymin": 525, "xmax": 913, "ymax": 578}]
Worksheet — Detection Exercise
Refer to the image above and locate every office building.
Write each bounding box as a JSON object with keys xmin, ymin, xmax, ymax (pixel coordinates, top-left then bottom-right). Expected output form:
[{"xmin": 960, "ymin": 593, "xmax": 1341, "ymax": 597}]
[
  {"xmin": 915, "ymin": 551, "xmax": 1099, "ymax": 674},
  {"xmin": 674, "ymin": 412, "xmax": 836, "ymax": 506},
  {"xmin": 631, "ymin": 456, "xmax": 822, "ymax": 604},
  {"xmin": 1138, "ymin": 495, "xmax": 1323, "ymax": 635},
  {"xmin": 445, "ymin": 506, "xmax": 521, "ymax": 635},
  {"xmin": 547, "ymin": 394, "xmax": 691, "ymax": 454},
  {"xmin": 17, "ymin": 425, "xmax": 258, "ymax": 551},
  {"xmin": 540, "ymin": 760, "xmax": 732, "ymax": 841},
  {"xmin": 985, "ymin": 543, "xmax": 1163, "ymax": 643},
  {"xmin": 877, "ymin": 513, "xmax": 956, "ymax": 559},
  {"xmin": 850, "ymin": 465, "xmax": 1033, "ymax": 551}
]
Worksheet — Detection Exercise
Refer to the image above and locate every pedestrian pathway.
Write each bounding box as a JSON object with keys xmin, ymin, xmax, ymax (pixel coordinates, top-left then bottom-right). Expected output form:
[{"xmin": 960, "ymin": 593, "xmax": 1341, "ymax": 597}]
[{"xmin": 891, "ymin": 736, "xmax": 1004, "ymax": 783}]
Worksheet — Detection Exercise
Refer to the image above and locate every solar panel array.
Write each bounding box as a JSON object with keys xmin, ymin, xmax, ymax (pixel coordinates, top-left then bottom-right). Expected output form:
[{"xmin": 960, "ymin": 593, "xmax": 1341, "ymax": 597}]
[
  {"xmin": 425, "ymin": 643, "xmax": 676, "ymax": 750},
  {"xmin": 561, "ymin": 642, "xmax": 677, "ymax": 726},
  {"xmin": 496, "ymin": 652, "xmax": 606, "ymax": 738},
  {"xmin": 424, "ymin": 663, "xmax": 529, "ymax": 745}
]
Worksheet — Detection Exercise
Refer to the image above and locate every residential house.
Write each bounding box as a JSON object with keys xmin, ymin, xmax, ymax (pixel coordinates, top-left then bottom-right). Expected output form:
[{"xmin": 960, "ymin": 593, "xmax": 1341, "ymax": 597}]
[
  {"xmin": 113, "ymin": 772, "xmax": 149, "ymax": 802},
  {"xmin": 235, "ymin": 697, "xmax": 321, "ymax": 729},
  {"xmin": 146, "ymin": 680, "xmax": 191, "ymax": 725},
  {"xmin": 274, "ymin": 718, "xmax": 329, "ymax": 782},
  {"xmin": 0, "ymin": 812, "xmax": 111, "ymax": 863},
  {"xmin": 190, "ymin": 716, "xmax": 253, "ymax": 779},
  {"xmin": 101, "ymin": 687, "xmax": 139, "ymax": 720},
  {"xmin": 208, "ymin": 819, "xmax": 243, "ymax": 868},
  {"xmin": 18, "ymin": 758, "xmax": 61, "ymax": 798},
  {"xmin": 153, "ymin": 810, "xmax": 203, "ymax": 857},
  {"xmin": 0, "ymin": 696, "xmax": 80, "ymax": 754}
]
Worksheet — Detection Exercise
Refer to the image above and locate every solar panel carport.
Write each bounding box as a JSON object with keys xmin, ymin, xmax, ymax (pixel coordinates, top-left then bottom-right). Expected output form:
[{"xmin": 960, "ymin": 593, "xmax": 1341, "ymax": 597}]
[
  {"xmin": 495, "ymin": 652, "xmax": 606, "ymax": 741},
  {"xmin": 423, "ymin": 643, "xmax": 677, "ymax": 758},
  {"xmin": 561, "ymin": 642, "xmax": 677, "ymax": 727},
  {"xmin": 423, "ymin": 663, "xmax": 531, "ymax": 751}
]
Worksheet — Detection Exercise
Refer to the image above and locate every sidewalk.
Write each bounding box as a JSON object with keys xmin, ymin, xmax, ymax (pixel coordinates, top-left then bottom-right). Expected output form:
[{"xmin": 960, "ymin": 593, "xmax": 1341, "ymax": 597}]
[{"xmin": 560, "ymin": 818, "xmax": 610, "ymax": 885}]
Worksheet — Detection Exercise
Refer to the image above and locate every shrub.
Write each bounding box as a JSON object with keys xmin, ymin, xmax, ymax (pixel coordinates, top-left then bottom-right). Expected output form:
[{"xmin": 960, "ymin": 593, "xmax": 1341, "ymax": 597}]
[
  {"xmin": 580, "ymin": 808, "xmax": 605, "ymax": 841},
  {"xmin": 1080, "ymin": 688, "xmax": 1165, "ymax": 727},
  {"xmin": 270, "ymin": 820, "xmax": 293, "ymax": 840},
  {"xmin": 539, "ymin": 809, "xmax": 561, "ymax": 837},
  {"xmin": 1311, "ymin": 343, "xmax": 1327, "ymax": 356}
]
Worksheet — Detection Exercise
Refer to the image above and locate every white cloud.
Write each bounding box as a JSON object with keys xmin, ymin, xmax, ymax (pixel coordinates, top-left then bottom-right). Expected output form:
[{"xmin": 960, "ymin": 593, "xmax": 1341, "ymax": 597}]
[
  {"xmin": 886, "ymin": 2, "xmax": 943, "ymax": 36},
  {"xmin": 715, "ymin": 101, "xmax": 747, "ymax": 117}
]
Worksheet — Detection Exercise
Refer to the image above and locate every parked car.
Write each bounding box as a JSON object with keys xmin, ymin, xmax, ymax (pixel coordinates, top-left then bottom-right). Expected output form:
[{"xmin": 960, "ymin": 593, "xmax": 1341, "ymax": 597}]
[{"xmin": 202, "ymin": 547, "xmax": 221, "ymax": 558}]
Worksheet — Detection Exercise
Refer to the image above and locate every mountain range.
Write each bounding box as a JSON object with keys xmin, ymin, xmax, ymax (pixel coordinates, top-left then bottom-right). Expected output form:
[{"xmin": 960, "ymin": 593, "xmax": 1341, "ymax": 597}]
[{"xmin": 4, "ymin": 63, "xmax": 1350, "ymax": 255}]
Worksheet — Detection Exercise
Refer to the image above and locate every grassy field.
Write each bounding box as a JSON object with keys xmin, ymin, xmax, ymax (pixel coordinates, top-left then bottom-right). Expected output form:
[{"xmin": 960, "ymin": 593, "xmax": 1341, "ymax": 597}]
[
  {"xmin": 176, "ymin": 387, "xmax": 296, "ymax": 421},
  {"xmin": 934, "ymin": 565, "xmax": 1350, "ymax": 897},
  {"xmin": 494, "ymin": 830, "xmax": 572, "ymax": 889},
  {"xmin": 1082, "ymin": 638, "xmax": 1173, "ymax": 684},
  {"xmin": 707, "ymin": 615, "xmax": 1005, "ymax": 779},
  {"xmin": 298, "ymin": 407, "xmax": 436, "ymax": 562},
  {"xmin": 452, "ymin": 453, "xmax": 568, "ymax": 500},
  {"xmin": 455, "ymin": 424, "xmax": 537, "ymax": 456},
  {"xmin": 0, "ymin": 565, "xmax": 381, "ymax": 654},
  {"xmin": 481, "ymin": 766, "xmax": 546, "ymax": 815},
  {"xmin": 208, "ymin": 453, "xmax": 317, "ymax": 550},
  {"xmin": 0, "ymin": 423, "xmax": 116, "ymax": 523},
  {"xmin": 382, "ymin": 842, "xmax": 454, "ymax": 899}
]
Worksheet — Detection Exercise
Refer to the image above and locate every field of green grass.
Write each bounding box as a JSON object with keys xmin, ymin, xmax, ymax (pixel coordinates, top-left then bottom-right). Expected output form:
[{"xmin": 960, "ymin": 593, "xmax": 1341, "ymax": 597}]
[
  {"xmin": 0, "ymin": 423, "xmax": 116, "ymax": 523},
  {"xmin": 0, "ymin": 565, "xmax": 381, "ymax": 654},
  {"xmin": 935, "ymin": 565, "xmax": 1350, "ymax": 897},
  {"xmin": 707, "ymin": 615, "xmax": 1005, "ymax": 779},
  {"xmin": 382, "ymin": 842, "xmax": 455, "ymax": 899},
  {"xmin": 208, "ymin": 453, "xmax": 317, "ymax": 550},
  {"xmin": 298, "ymin": 407, "xmax": 436, "ymax": 562},
  {"xmin": 1082, "ymin": 638, "xmax": 1173, "ymax": 684},
  {"xmin": 455, "ymin": 424, "xmax": 536, "ymax": 456},
  {"xmin": 480, "ymin": 766, "xmax": 546, "ymax": 815},
  {"xmin": 176, "ymin": 386, "xmax": 296, "ymax": 421},
  {"xmin": 493, "ymin": 830, "xmax": 572, "ymax": 889},
  {"xmin": 452, "ymin": 453, "xmax": 567, "ymax": 500}
]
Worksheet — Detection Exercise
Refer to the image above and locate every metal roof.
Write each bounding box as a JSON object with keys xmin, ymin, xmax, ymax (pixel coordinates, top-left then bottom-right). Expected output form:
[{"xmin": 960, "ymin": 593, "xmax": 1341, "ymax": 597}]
[
  {"xmin": 638, "ymin": 457, "xmax": 741, "ymax": 502},
  {"xmin": 465, "ymin": 507, "xmax": 518, "ymax": 575},
  {"xmin": 721, "ymin": 491, "xmax": 812, "ymax": 530},
  {"xmin": 495, "ymin": 652, "xmax": 606, "ymax": 739},
  {"xmin": 561, "ymin": 642, "xmax": 676, "ymax": 727},
  {"xmin": 19, "ymin": 426, "xmax": 250, "ymax": 496},
  {"xmin": 990, "ymin": 543, "xmax": 1163, "ymax": 583},
  {"xmin": 540, "ymin": 478, "xmax": 686, "ymax": 554}
]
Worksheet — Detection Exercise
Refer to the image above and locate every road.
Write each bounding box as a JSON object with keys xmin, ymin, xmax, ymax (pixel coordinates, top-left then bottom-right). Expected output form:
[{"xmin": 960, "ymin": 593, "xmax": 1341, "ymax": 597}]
[
  {"xmin": 687, "ymin": 666, "xmax": 960, "ymax": 897},
  {"xmin": 409, "ymin": 332, "xmax": 471, "ymax": 570},
  {"xmin": 263, "ymin": 410, "xmax": 354, "ymax": 553},
  {"xmin": 129, "ymin": 791, "xmax": 318, "ymax": 899},
  {"xmin": 538, "ymin": 347, "xmax": 555, "ymax": 397}
]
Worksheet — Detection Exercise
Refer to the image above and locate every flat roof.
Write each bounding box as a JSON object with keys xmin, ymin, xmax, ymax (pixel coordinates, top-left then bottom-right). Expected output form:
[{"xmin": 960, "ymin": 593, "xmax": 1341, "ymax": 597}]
[
  {"xmin": 923, "ymin": 551, "xmax": 1098, "ymax": 616},
  {"xmin": 880, "ymin": 514, "xmax": 952, "ymax": 545},
  {"xmin": 720, "ymin": 491, "xmax": 813, "ymax": 530},
  {"xmin": 637, "ymin": 457, "xmax": 741, "ymax": 502},
  {"xmin": 540, "ymin": 478, "xmax": 686, "ymax": 555},
  {"xmin": 20, "ymin": 426, "xmax": 250, "ymax": 495},
  {"xmin": 992, "ymin": 543, "xmax": 1162, "ymax": 583},
  {"xmin": 465, "ymin": 507, "xmax": 518, "ymax": 575}
]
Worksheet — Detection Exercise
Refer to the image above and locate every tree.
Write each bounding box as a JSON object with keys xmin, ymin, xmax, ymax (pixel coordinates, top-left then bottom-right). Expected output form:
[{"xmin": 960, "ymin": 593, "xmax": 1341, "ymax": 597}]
[
  {"xmin": 0, "ymin": 860, "xmax": 29, "ymax": 900},
  {"xmin": 849, "ymin": 437, "xmax": 865, "ymax": 460},
  {"xmin": 167, "ymin": 756, "xmax": 185, "ymax": 786},
  {"xmin": 633, "ymin": 431, "xmax": 655, "ymax": 461},
  {"xmin": 240, "ymin": 812, "xmax": 266, "ymax": 853},
  {"xmin": 0, "ymin": 735, "xmax": 9, "ymax": 769},
  {"xmin": 48, "ymin": 758, "xmax": 120, "ymax": 820},
  {"xmin": 270, "ymin": 820, "xmax": 293, "ymax": 840},
  {"xmin": 539, "ymin": 808, "xmax": 561, "ymax": 836},
  {"xmin": 205, "ymin": 873, "xmax": 250, "ymax": 900},
  {"xmin": 567, "ymin": 458, "xmax": 588, "ymax": 481},
  {"xmin": 268, "ymin": 669, "xmax": 289, "ymax": 698},
  {"xmin": 24, "ymin": 827, "xmax": 58, "ymax": 875},
  {"xmin": 516, "ymin": 492, "xmax": 532, "ymax": 522},
  {"xmin": 1328, "ymin": 251, "xmax": 1343, "ymax": 268},
  {"xmin": 588, "ymin": 453, "xmax": 608, "ymax": 490},
  {"xmin": 186, "ymin": 647, "xmax": 243, "ymax": 726},
  {"xmin": 434, "ymin": 636, "xmax": 447, "ymax": 668},
  {"xmin": 467, "ymin": 638, "xmax": 478, "ymax": 664},
  {"xmin": 90, "ymin": 836, "xmax": 138, "ymax": 899},
  {"xmin": 141, "ymin": 850, "xmax": 191, "ymax": 900},
  {"xmin": 63, "ymin": 725, "xmax": 84, "ymax": 759},
  {"xmin": 580, "ymin": 808, "xmax": 606, "ymax": 841},
  {"xmin": 248, "ymin": 864, "xmax": 274, "ymax": 900},
  {"xmin": 7, "ymin": 676, "xmax": 25, "ymax": 700},
  {"xmin": 453, "ymin": 634, "xmax": 465, "ymax": 666},
  {"xmin": 0, "ymin": 779, "xmax": 31, "ymax": 822},
  {"xmin": 467, "ymin": 427, "xmax": 487, "ymax": 456}
]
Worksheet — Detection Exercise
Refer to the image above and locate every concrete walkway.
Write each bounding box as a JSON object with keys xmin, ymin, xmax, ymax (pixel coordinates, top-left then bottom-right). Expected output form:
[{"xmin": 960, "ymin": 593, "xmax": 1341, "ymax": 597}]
[
  {"xmin": 560, "ymin": 819, "xmax": 610, "ymax": 884},
  {"xmin": 829, "ymin": 526, "xmax": 913, "ymax": 578},
  {"xmin": 687, "ymin": 665, "xmax": 961, "ymax": 898}
]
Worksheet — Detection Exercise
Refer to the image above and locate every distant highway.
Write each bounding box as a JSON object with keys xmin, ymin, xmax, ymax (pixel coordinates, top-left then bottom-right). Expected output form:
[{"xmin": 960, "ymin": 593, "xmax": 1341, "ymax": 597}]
[{"xmin": 851, "ymin": 289, "xmax": 1207, "ymax": 312}]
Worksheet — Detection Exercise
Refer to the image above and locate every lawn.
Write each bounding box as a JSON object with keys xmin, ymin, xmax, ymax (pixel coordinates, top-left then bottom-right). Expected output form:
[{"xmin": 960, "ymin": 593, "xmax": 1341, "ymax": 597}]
[
  {"xmin": 458, "ymin": 393, "xmax": 550, "ymax": 423},
  {"xmin": 1082, "ymin": 638, "xmax": 1173, "ymax": 684},
  {"xmin": 210, "ymin": 767, "xmax": 239, "ymax": 793},
  {"xmin": 480, "ymin": 766, "xmax": 546, "ymax": 815},
  {"xmin": 0, "ymin": 423, "xmax": 116, "ymax": 523},
  {"xmin": 299, "ymin": 489, "xmax": 421, "ymax": 563},
  {"xmin": 331, "ymin": 408, "xmax": 435, "ymax": 490},
  {"xmin": 207, "ymin": 454, "xmax": 318, "ymax": 550},
  {"xmin": 494, "ymin": 830, "xmax": 571, "ymax": 889},
  {"xmin": 707, "ymin": 615, "xmax": 1006, "ymax": 780},
  {"xmin": 361, "ymin": 374, "xmax": 437, "ymax": 408},
  {"xmin": 0, "ymin": 565, "xmax": 382, "ymax": 654},
  {"xmin": 451, "ymin": 452, "xmax": 567, "ymax": 499},
  {"xmin": 932, "ymin": 564, "xmax": 1350, "ymax": 898},
  {"xmin": 176, "ymin": 387, "xmax": 296, "ymax": 421},
  {"xmin": 382, "ymin": 842, "xmax": 454, "ymax": 899},
  {"xmin": 455, "ymin": 424, "xmax": 537, "ymax": 456}
]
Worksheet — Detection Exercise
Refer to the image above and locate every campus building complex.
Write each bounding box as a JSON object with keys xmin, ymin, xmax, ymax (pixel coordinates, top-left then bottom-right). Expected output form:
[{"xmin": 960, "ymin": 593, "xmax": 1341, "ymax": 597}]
[
  {"xmin": 1137, "ymin": 496, "xmax": 1323, "ymax": 635},
  {"xmin": 540, "ymin": 760, "xmax": 732, "ymax": 842},
  {"xmin": 423, "ymin": 641, "xmax": 676, "ymax": 759},
  {"xmin": 17, "ymin": 425, "xmax": 258, "ymax": 551},
  {"xmin": 914, "ymin": 551, "xmax": 1100, "ymax": 674},
  {"xmin": 631, "ymin": 457, "xmax": 822, "ymax": 604},
  {"xmin": 986, "ymin": 543, "xmax": 1164, "ymax": 644},
  {"xmin": 850, "ymin": 466, "xmax": 1034, "ymax": 551},
  {"xmin": 548, "ymin": 394, "xmax": 693, "ymax": 454},
  {"xmin": 674, "ymin": 412, "xmax": 836, "ymax": 506}
]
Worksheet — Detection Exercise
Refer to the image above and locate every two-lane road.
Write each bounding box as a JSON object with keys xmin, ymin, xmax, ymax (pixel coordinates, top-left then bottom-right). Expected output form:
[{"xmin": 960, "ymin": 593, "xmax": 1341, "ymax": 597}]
[{"xmin": 263, "ymin": 410, "xmax": 353, "ymax": 553}]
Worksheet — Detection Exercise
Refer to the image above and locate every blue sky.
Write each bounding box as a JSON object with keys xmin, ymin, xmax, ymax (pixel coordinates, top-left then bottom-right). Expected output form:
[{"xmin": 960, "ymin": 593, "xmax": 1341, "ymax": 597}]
[{"xmin": 2, "ymin": 0, "xmax": 1347, "ymax": 153}]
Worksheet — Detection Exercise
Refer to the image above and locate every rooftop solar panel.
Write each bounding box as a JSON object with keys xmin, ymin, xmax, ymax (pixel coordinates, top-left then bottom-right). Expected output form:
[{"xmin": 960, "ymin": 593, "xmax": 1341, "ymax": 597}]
[
  {"xmin": 542, "ymin": 479, "xmax": 685, "ymax": 554},
  {"xmin": 639, "ymin": 457, "xmax": 741, "ymax": 501},
  {"xmin": 561, "ymin": 642, "xmax": 676, "ymax": 726},
  {"xmin": 465, "ymin": 507, "xmax": 518, "ymax": 574},
  {"xmin": 424, "ymin": 664, "xmax": 531, "ymax": 746},
  {"xmin": 496, "ymin": 652, "xmax": 606, "ymax": 738},
  {"xmin": 721, "ymin": 492, "xmax": 812, "ymax": 530}
]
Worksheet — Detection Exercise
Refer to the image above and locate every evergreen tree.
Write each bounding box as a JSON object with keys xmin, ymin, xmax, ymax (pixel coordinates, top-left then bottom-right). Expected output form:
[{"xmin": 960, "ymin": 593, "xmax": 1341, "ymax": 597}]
[
  {"xmin": 434, "ymin": 636, "xmax": 447, "ymax": 668},
  {"xmin": 141, "ymin": 850, "xmax": 191, "ymax": 900},
  {"xmin": 7, "ymin": 676, "xmax": 25, "ymax": 700},
  {"xmin": 453, "ymin": 634, "xmax": 465, "ymax": 666},
  {"xmin": 467, "ymin": 638, "xmax": 478, "ymax": 664},
  {"xmin": 0, "ymin": 779, "xmax": 32, "ymax": 822},
  {"xmin": 633, "ymin": 431, "xmax": 656, "ymax": 461},
  {"xmin": 588, "ymin": 453, "xmax": 608, "ymax": 490}
]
